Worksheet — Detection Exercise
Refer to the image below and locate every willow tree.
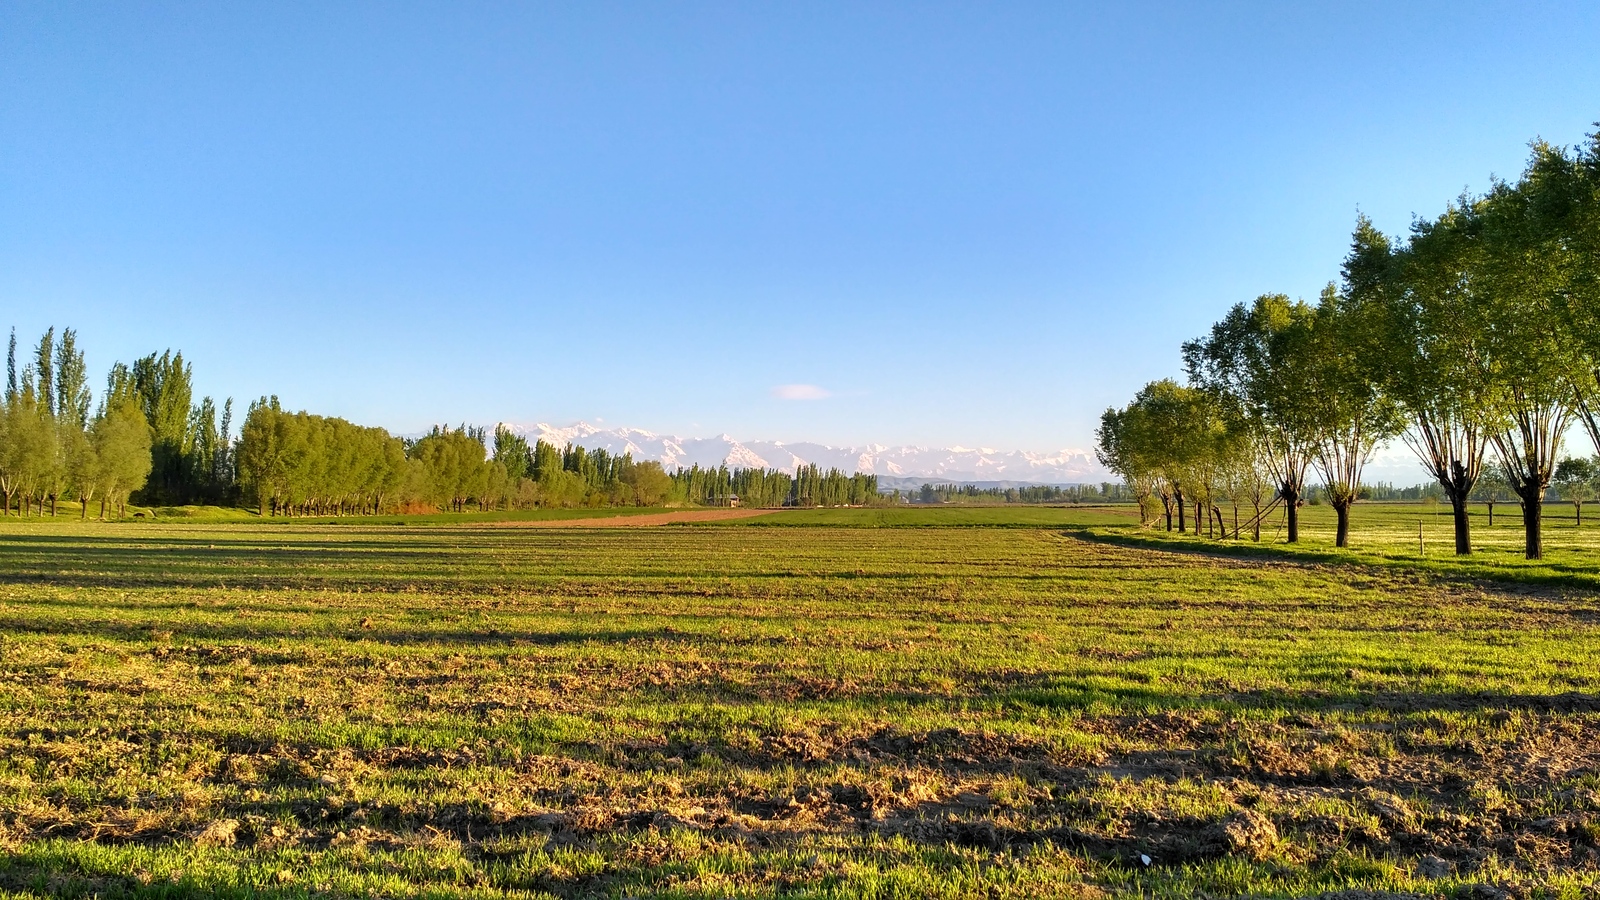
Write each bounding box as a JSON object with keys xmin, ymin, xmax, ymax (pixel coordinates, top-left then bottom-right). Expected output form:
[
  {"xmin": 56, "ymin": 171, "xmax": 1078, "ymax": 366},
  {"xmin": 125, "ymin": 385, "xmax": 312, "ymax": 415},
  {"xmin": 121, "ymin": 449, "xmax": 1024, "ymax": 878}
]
[
  {"xmin": 1096, "ymin": 402, "xmax": 1162, "ymax": 527},
  {"xmin": 1471, "ymin": 464, "xmax": 1514, "ymax": 528},
  {"xmin": 1216, "ymin": 433, "xmax": 1272, "ymax": 541},
  {"xmin": 1097, "ymin": 386, "xmax": 1188, "ymax": 529},
  {"xmin": 1300, "ymin": 274, "xmax": 1404, "ymax": 549},
  {"xmin": 235, "ymin": 397, "xmax": 298, "ymax": 515},
  {"xmin": 1478, "ymin": 144, "xmax": 1585, "ymax": 559},
  {"xmin": 1380, "ymin": 202, "xmax": 1504, "ymax": 554},
  {"xmin": 1130, "ymin": 379, "xmax": 1221, "ymax": 533},
  {"xmin": 1553, "ymin": 456, "xmax": 1598, "ymax": 527},
  {"xmin": 1162, "ymin": 384, "xmax": 1237, "ymax": 539},
  {"xmin": 1184, "ymin": 295, "xmax": 1317, "ymax": 543},
  {"xmin": 91, "ymin": 394, "xmax": 153, "ymax": 518},
  {"xmin": 411, "ymin": 425, "xmax": 490, "ymax": 513},
  {"xmin": 1563, "ymin": 130, "xmax": 1600, "ymax": 455}
]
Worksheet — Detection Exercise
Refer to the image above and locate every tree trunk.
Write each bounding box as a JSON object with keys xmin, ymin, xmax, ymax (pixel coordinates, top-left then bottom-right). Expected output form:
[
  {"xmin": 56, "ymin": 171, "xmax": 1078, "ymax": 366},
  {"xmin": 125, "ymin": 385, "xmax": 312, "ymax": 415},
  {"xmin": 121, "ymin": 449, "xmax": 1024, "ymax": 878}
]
[
  {"xmin": 1487, "ymin": 501, "xmax": 1494, "ymax": 527},
  {"xmin": 1282, "ymin": 485, "xmax": 1300, "ymax": 543},
  {"xmin": 50, "ymin": 494, "xmax": 57, "ymax": 516},
  {"xmin": 1520, "ymin": 487, "xmax": 1544, "ymax": 560},
  {"xmin": 1161, "ymin": 493, "xmax": 1173, "ymax": 531},
  {"xmin": 1174, "ymin": 488, "xmax": 1186, "ymax": 533},
  {"xmin": 1577, "ymin": 501, "xmax": 1583, "ymax": 528},
  {"xmin": 1333, "ymin": 500, "xmax": 1351, "ymax": 548},
  {"xmin": 1449, "ymin": 494, "xmax": 1471, "ymax": 556},
  {"xmin": 100, "ymin": 497, "xmax": 107, "ymax": 520}
]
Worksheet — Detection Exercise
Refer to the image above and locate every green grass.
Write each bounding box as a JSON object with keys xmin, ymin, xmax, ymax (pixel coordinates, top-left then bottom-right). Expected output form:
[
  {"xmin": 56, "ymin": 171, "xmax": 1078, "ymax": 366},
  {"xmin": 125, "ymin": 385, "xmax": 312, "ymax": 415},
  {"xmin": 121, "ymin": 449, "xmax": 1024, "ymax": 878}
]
[
  {"xmin": 0, "ymin": 507, "xmax": 1597, "ymax": 897},
  {"xmin": 737, "ymin": 505, "xmax": 1138, "ymax": 528},
  {"xmin": 1100, "ymin": 499, "xmax": 1600, "ymax": 590},
  {"xmin": 7, "ymin": 503, "xmax": 722, "ymax": 527}
]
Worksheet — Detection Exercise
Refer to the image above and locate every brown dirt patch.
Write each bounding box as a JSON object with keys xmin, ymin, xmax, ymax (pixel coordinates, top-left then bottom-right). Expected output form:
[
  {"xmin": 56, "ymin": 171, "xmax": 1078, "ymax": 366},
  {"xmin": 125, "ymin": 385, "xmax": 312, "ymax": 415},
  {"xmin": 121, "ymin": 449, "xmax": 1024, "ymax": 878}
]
[{"xmin": 486, "ymin": 508, "xmax": 781, "ymax": 527}]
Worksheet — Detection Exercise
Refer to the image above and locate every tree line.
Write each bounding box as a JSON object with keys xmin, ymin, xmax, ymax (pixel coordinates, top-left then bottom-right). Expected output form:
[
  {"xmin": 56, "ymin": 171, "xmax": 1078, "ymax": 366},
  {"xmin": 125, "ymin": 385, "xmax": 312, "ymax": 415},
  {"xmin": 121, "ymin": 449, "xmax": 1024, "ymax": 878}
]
[
  {"xmin": 1096, "ymin": 131, "xmax": 1600, "ymax": 559},
  {"xmin": 0, "ymin": 331, "xmax": 892, "ymax": 517},
  {"xmin": 910, "ymin": 482, "xmax": 1135, "ymax": 504},
  {"xmin": 671, "ymin": 462, "xmax": 883, "ymax": 508},
  {"xmin": 2, "ymin": 329, "xmax": 155, "ymax": 517},
  {"xmin": 233, "ymin": 415, "xmax": 888, "ymax": 514}
]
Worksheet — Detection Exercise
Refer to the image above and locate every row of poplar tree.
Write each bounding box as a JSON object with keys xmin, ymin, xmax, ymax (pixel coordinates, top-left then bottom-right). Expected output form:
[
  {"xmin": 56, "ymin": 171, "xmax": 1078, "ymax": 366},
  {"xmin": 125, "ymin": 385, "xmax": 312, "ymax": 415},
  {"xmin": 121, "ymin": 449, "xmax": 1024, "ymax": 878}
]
[
  {"xmin": 0, "ymin": 330, "xmax": 223, "ymax": 517},
  {"xmin": 1096, "ymin": 131, "xmax": 1600, "ymax": 560},
  {"xmin": 911, "ymin": 482, "xmax": 1134, "ymax": 504},
  {"xmin": 0, "ymin": 330, "xmax": 887, "ymax": 517},
  {"xmin": 667, "ymin": 462, "xmax": 881, "ymax": 508}
]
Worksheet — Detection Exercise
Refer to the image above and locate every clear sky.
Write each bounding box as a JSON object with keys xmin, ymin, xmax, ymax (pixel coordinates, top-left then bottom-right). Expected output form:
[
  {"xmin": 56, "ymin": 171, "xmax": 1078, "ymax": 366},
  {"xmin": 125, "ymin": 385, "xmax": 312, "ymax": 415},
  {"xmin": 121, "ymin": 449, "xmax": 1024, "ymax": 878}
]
[{"xmin": 3, "ymin": 2, "xmax": 1598, "ymax": 456}]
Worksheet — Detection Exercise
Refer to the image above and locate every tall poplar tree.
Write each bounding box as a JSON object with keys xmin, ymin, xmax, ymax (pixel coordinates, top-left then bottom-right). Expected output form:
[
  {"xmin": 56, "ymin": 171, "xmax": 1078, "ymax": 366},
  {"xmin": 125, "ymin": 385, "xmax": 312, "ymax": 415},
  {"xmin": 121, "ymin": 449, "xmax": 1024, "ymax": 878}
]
[
  {"xmin": 132, "ymin": 350, "xmax": 196, "ymax": 503},
  {"xmin": 4, "ymin": 329, "xmax": 15, "ymax": 401}
]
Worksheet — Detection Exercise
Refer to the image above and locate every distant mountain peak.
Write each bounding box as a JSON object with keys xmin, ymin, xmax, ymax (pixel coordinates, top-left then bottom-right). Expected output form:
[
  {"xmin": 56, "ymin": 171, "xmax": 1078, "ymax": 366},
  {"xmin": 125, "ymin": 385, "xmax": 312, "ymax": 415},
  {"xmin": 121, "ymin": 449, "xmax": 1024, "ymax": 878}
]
[{"xmin": 499, "ymin": 422, "xmax": 1109, "ymax": 485}]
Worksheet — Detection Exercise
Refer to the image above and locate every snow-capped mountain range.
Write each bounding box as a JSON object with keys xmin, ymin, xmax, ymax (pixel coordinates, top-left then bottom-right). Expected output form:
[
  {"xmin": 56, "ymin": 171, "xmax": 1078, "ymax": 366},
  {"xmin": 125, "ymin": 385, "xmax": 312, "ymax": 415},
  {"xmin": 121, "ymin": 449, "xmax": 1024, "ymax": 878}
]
[{"xmin": 501, "ymin": 422, "xmax": 1110, "ymax": 485}]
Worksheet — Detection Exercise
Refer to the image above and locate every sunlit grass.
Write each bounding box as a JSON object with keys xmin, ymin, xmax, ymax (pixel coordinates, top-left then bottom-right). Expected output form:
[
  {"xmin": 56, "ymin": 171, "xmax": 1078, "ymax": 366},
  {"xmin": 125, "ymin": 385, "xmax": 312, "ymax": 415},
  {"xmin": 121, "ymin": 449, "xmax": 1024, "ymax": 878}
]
[{"xmin": 0, "ymin": 509, "xmax": 1595, "ymax": 897}]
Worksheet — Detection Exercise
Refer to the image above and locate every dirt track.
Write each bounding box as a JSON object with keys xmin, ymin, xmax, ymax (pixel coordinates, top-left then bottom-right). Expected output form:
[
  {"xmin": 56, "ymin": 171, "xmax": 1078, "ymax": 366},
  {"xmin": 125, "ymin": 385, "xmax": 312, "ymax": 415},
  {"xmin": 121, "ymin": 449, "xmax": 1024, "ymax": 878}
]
[{"xmin": 487, "ymin": 508, "xmax": 780, "ymax": 527}]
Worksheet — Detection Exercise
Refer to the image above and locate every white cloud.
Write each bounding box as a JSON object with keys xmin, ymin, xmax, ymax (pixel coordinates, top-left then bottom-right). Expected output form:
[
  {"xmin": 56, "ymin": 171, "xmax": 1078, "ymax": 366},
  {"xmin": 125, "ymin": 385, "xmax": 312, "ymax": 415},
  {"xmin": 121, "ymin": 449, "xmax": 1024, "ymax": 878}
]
[{"xmin": 771, "ymin": 384, "xmax": 831, "ymax": 401}]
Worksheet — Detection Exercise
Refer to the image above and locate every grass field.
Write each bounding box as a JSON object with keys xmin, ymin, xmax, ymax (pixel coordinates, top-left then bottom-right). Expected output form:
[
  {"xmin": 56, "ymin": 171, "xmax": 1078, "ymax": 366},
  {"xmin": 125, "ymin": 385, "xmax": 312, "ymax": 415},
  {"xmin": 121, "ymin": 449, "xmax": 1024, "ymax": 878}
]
[
  {"xmin": 1111, "ymin": 500, "xmax": 1600, "ymax": 591},
  {"xmin": 1, "ymin": 506, "xmax": 1599, "ymax": 898}
]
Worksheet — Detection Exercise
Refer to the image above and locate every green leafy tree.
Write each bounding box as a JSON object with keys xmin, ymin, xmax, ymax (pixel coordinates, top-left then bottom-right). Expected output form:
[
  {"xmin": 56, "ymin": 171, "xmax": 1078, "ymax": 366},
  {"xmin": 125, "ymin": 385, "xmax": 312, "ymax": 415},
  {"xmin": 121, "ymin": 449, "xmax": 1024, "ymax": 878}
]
[
  {"xmin": 91, "ymin": 394, "xmax": 153, "ymax": 518},
  {"xmin": 493, "ymin": 426, "xmax": 532, "ymax": 483},
  {"xmin": 235, "ymin": 397, "xmax": 294, "ymax": 515},
  {"xmin": 410, "ymin": 425, "xmax": 491, "ymax": 512},
  {"xmin": 41, "ymin": 328, "xmax": 95, "ymax": 516},
  {"xmin": 1145, "ymin": 380, "xmax": 1228, "ymax": 535},
  {"xmin": 54, "ymin": 329, "xmax": 90, "ymax": 427},
  {"xmin": 1553, "ymin": 456, "xmax": 1599, "ymax": 527},
  {"xmin": 622, "ymin": 460, "xmax": 672, "ymax": 506},
  {"xmin": 33, "ymin": 328, "xmax": 54, "ymax": 417},
  {"xmin": 1216, "ymin": 434, "xmax": 1272, "ymax": 541},
  {"xmin": 1184, "ymin": 294, "xmax": 1318, "ymax": 543},
  {"xmin": 131, "ymin": 350, "xmax": 197, "ymax": 503},
  {"xmin": 5, "ymin": 328, "xmax": 15, "ymax": 400},
  {"xmin": 4, "ymin": 368, "xmax": 54, "ymax": 516},
  {"xmin": 1477, "ymin": 145, "xmax": 1584, "ymax": 559},
  {"xmin": 1381, "ymin": 203, "xmax": 1505, "ymax": 554},
  {"xmin": 0, "ymin": 395, "xmax": 17, "ymax": 515},
  {"xmin": 63, "ymin": 419, "xmax": 97, "ymax": 518},
  {"xmin": 1096, "ymin": 403, "xmax": 1160, "ymax": 526},
  {"xmin": 1470, "ymin": 463, "xmax": 1515, "ymax": 528},
  {"xmin": 1303, "ymin": 266, "xmax": 1405, "ymax": 549}
]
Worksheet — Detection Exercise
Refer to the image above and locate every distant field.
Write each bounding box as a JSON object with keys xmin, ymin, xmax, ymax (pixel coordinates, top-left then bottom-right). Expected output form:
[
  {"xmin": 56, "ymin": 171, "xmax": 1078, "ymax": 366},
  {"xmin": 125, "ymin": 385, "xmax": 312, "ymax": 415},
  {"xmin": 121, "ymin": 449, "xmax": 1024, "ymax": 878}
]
[
  {"xmin": 13, "ymin": 502, "xmax": 1141, "ymax": 529},
  {"xmin": 1, "ymin": 508, "xmax": 1598, "ymax": 897}
]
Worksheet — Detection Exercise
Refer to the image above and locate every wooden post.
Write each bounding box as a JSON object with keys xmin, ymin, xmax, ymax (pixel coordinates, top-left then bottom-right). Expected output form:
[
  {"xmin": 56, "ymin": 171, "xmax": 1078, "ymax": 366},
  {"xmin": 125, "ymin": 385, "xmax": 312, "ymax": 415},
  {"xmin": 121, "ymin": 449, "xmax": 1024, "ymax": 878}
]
[{"xmin": 1419, "ymin": 520, "xmax": 1424, "ymax": 556}]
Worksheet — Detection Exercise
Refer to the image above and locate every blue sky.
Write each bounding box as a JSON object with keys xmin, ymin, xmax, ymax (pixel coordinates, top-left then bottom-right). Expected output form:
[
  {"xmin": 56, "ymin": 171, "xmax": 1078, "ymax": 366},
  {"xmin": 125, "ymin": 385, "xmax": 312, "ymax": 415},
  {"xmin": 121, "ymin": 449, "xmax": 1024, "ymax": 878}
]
[{"xmin": 3, "ymin": 2, "xmax": 1598, "ymax": 455}]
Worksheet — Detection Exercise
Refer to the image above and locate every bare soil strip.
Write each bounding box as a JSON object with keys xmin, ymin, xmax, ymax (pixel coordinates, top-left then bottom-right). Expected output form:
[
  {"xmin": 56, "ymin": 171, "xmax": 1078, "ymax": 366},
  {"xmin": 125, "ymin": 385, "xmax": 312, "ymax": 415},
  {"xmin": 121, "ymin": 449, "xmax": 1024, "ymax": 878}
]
[{"xmin": 486, "ymin": 508, "xmax": 780, "ymax": 527}]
